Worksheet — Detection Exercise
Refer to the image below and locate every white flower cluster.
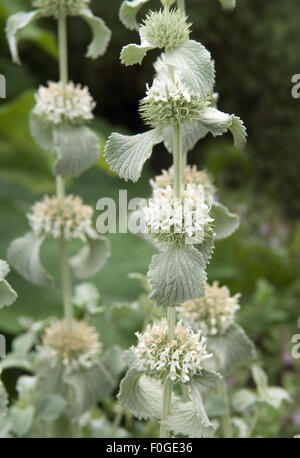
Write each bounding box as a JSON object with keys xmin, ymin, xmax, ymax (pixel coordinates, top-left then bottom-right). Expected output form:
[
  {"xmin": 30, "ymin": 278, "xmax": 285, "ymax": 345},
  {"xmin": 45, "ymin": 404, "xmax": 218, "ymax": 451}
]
[
  {"xmin": 140, "ymin": 68, "xmax": 209, "ymax": 127},
  {"xmin": 27, "ymin": 195, "xmax": 98, "ymax": 241},
  {"xmin": 150, "ymin": 165, "xmax": 216, "ymax": 205},
  {"xmin": 33, "ymin": 81, "xmax": 96, "ymax": 125},
  {"xmin": 178, "ymin": 282, "xmax": 241, "ymax": 336},
  {"xmin": 143, "ymin": 184, "xmax": 213, "ymax": 244},
  {"xmin": 42, "ymin": 320, "xmax": 102, "ymax": 370},
  {"xmin": 131, "ymin": 318, "xmax": 212, "ymax": 383}
]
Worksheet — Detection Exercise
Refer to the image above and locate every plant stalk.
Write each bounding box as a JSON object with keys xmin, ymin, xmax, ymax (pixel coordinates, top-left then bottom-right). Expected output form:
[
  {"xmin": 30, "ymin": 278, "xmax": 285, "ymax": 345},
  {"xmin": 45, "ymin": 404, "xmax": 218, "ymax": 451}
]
[
  {"xmin": 159, "ymin": 123, "xmax": 182, "ymax": 438},
  {"xmin": 57, "ymin": 15, "xmax": 73, "ymax": 327},
  {"xmin": 177, "ymin": 0, "xmax": 186, "ymax": 13},
  {"xmin": 219, "ymin": 378, "xmax": 233, "ymax": 438}
]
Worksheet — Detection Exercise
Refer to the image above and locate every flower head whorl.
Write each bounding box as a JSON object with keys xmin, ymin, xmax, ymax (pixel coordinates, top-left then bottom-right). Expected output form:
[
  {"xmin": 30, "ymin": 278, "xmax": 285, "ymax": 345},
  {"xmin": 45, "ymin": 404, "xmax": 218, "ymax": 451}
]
[
  {"xmin": 143, "ymin": 184, "xmax": 214, "ymax": 245},
  {"xmin": 27, "ymin": 195, "xmax": 97, "ymax": 242},
  {"xmin": 140, "ymin": 72, "xmax": 209, "ymax": 128},
  {"xmin": 178, "ymin": 282, "xmax": 241, "ymax": 336},
  {"xmin": 141, "ymin": 8, "xmax": 190, "ymax": 51},
  {"xmin": 42, "ymin": 320, "xmax": 101, "ymax": 369},
  {"xmin": 33, "ymin": 81, "xmax": 95, "ymax": 125},
  {"xmin": 150, "ymin": 165, "xmax": 216, "ymax": 205},
  {"xmin": 32, "ymin": 0, "xmax": 90, "ymax": 18},
  {"xmin": 130, "ymin": 319, "xmax": 212, "ymax": 383}
]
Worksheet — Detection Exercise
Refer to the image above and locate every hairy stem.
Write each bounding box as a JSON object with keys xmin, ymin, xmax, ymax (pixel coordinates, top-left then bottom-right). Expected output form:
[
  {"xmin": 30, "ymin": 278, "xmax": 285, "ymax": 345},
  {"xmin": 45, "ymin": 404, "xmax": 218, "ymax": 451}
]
[
  {"xmin": 219, "ymin": 378, "xmax": 233, "ymax": 438},
  {"xmin": 57, "ymin": 15, "xmax": 73, "ymax": 327},
  {"xmin": 160, "ymin": 123, "xmax": 182, "ymax": 438},
  {"xmin": 177, "ymin": 0, "xmax": 186, "ymax": 13}
]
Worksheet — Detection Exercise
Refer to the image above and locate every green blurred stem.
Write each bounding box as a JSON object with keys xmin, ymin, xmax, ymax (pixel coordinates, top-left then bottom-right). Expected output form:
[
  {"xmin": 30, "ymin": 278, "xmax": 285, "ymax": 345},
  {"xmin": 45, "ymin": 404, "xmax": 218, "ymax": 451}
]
[
  {"xmin": 57, "ymin": 15, "xmax": 73, "ymax": 328},
  {"xmin": 177, "ymin": 0, "xmax": 186, "ymax": 13},
  {"xmin": 219, "ymin": 378, "xmax": 233, "ymax": 438}
]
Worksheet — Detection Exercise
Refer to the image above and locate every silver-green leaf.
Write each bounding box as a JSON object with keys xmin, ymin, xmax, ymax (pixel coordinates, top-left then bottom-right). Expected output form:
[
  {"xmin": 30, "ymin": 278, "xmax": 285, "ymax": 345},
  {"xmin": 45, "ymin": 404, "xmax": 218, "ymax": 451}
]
[
  {"xmin": 148, "ymin": 244, "xmax": 207, "ymax": 307},
  {"xmin": 164, "ymin": 40, "xmax": 215, "ymax": 98},
  {"xmin": 119, "ymin": 0, "xmax": 151, "ymax": 31},
  {"xmin": 79, "ymin": 8, "xmax": 111, "ymax": 59},
  {"xmin": 29, "ymin": 112, "xmax": 54, "ymax": 151},
  {"xmin": 118, "ymin": 368, "xmax": 163, "ymax": 420},
  {"xmin": 70, "ymin": 236, "xmax": 110, "ymax": 279},
  {"xmin": 7, "ymin": 232, "xmax": 53, "ymax": 287},
  {"xmin": 6, "ymin": 10, "xmax": 41, "ymax": 65},
  {"xmin": 0, "ymin": 260, "xmax": 17, "ymax": 308},
  {"xmin": 105, "ymin": 128, "xmax": 163, "ymax": 182},
  {"xmin": 208, "ymin": 323, "xmax": 256, "ymax": 376},
  {"xmin": 10, "ymin": 405, "xmax": 35, "ymax": 437},
  {"xmin": 53, "ymin": 124, "xmax": 99, "ymax": 177},
  {"xmin": 211, "ymin": 202, "xmax": 240, "ymax": 240}
]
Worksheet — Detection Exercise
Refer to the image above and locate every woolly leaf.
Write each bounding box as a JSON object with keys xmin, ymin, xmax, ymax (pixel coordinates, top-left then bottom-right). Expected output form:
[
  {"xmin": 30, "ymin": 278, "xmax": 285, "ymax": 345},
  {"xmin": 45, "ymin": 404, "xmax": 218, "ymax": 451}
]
[
  {"xmin": 229, "ymin": 115, "xmax": 247, "ymax": 150},
  {"xmin": 118, "ymin": 368, "xmax": 163, "ymax": 420},
  {"xmin": 6, "ymin": 10, "xmax": 41, "ymax": 65},
  {"xmin": 232, "ymin": 389, "xmax": 258, "ymax": 412},
  {"xmin": 163, "ymin": 121, "xmax": 209, "ymax": 155},
  {"xmin": 200, "ymin": 108, "xmax": 247, "ymax": 149},
  {"xmin": 119, "ymin": 0, "xmax": 151, "ymax": 31},
  {"xmin": 65, "ymin": 361, "xmax": 114, "ymax": 417},
  {"xmin": 211, "ymin": 202, "xmax": 240, "ymax": 240},
  {"xmin": 29, "ymin": 113, "xmax": 54, "ymax": 151},
  {"xmin": 10, "ymin": 405, "xmax": 35, "ymax": 437},
  {"xmin": 0, "ymin": 279, "xmax": 17, "ymax": 308},
  {"xmin": 70, "ymin": 236, "xmax": 110, "ymax": 280},
  {"xmin": 0, "ymin": 260, "xmax": 17, "ymax": 308},
  {"xmin": 219, "ymin": 0, "xmax": 236, "ymax": 10},
  {"xmin": 165, "ymin": 370, "xmax": 220, "ymax": 438},
  {"xmin": 53, "ymin": 124, "xmax": 99, "ymax": 177},
  {"xmin": 164, "ymin": 40, "xmax": 215, "ymax": 98},
  {"xmin": 37, "ymin": 395, "xmax": 67, "ymax": 422},
  {"xmin": 105, "ymin": 128, "xmax": 163, "ymax": 182},
  {"xmin": 208, "ymin": 323, "xmax": 255, "ymax": 376},
  {"xmin": 79, "ymin": 8, "xmax": 111, "ymax": 59},
  {"xmin": 121, "ymin": 42, "xmax": 153, "ymax": 66},
  {"xmin": 7, "ymin": 232, "xmax": 53, "ymax": 287},
  {"xmin": 148, "ymin": 244, "xmax": 206, "ymax": 307},
  {"xmin": 263, "ymin": 387, "xmax": 291, "ymax": 409}
]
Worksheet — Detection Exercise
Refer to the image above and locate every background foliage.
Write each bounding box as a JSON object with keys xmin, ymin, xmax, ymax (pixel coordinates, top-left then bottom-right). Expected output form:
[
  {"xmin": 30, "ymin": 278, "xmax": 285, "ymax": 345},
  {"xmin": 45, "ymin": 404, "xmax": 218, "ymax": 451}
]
[{"xmin": 0, "ymin": 0, "xmax": 300, "ymax": 437}]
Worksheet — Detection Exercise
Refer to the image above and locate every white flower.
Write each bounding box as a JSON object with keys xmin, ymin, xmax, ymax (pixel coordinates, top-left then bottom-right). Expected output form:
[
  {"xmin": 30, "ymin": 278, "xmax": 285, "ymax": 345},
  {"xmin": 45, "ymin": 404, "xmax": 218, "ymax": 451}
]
[
  {"xmin": 42, "ymin": 320, "xmax": 101, "ymax": 370},
  {"xmin": 143, "ymin": 184, "xmax": 213, "ymax": 244},
  {"xmin": 27, "ymin": 195, "xmax": 98, "ymax": 242},
  {"xmin": 130, "ymin": 318, "xmax": 212, "ymax": 383},
  {"xmin": 178, "ymin": 281, "xmax": 241, "ymax": 336},
  {"xmin": 150, "ymin": 165, "xmax": 216, "ymax": 205},
  {"xmin": 33, "ymin": 81, "xmax": 96, "ymax": 125}
]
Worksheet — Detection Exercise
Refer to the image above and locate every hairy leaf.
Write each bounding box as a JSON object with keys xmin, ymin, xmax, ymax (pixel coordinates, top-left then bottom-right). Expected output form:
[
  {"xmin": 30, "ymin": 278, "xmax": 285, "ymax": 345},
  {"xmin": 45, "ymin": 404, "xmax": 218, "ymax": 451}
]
[
  {"xmin": 29, "ymin": 113, "xmax": 54, "ymax": 151},
  {"xmin": 70, "ymin": 236, "xmax": 110, "ymax": 279},
  {"xmin": 0, "ymin": 277, "xmax": 17, "ymax": 308},
  {"xmin": 211, "ymin": 202, "xmax": 240, "ymax": 240},
  {"xmin": 6, "ymin": 10, "xmax": 41, "ymax": 64},
  {"xmin": 118, "ymin": 368, "xmax": 163, "ymax": 420},
  {"xmin": 105, "ymin": 128, "xmax": 163, "ymax": 182},
  {"xmin": 119, "ymin": 0, "xmax": 151, "ymax": 31},
  {"xmin": 53, "ymin": 124, "xmax": 99, "ymax": 177},
  {"xmin": 7, "ymin": 232, "xmax": 53, "ymax": 287},
  {"xmin": 10, "ymin": 405, "xmax": 35, "ymax": 437},
  {"xmin": 208, "ymin": 323, "xmax": 255, "ymax": 375},
  {"xmin": 232, "ymin": 389, "xmax": 258, "ymax": 412},
  {"xmin": 164, "ymin": 40, "xmax": 215, "ymax": 97},
  {"xmin": 164, "ymin": 401, "xmax": 214, "ymax": 438},
  {"xmin": 79, "ymin": 8, "xmax": 111, "ymax": 59},
  {"xmin": 200, "ymin": 108, "xmax": 247, "ymax": 149},
  {"xmin": 65, "ymin": 362, "xmax": 114, "ymax": 417},
  {"xmin": 37, "ymin": 395, "xmax": 67, "ymax": 422},
  {"xmin": 148, "ymin": 244, "xmax": 206, "ymax": 307}
]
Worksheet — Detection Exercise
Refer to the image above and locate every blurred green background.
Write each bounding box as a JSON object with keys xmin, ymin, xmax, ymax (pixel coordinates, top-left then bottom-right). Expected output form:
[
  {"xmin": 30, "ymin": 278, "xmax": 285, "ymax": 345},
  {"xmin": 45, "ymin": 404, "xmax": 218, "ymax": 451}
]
[{"xmin": 1, "ymin": 0, "xmax": 300, "ymax": 437}]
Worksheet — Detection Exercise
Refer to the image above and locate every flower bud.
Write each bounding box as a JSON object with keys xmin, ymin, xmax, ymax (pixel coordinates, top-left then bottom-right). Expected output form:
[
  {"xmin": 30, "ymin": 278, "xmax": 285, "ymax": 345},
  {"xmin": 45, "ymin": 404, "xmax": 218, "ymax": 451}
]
[{"xmin": 32, "ymin": 0, "xmax": 90, "ymax": 18}]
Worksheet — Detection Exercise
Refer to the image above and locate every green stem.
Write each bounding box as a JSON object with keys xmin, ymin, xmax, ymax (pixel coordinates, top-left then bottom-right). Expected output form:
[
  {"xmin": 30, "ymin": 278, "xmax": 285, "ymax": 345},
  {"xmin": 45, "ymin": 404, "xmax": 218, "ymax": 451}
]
[
  {"xmin": 219, "ymin": 378, "xmax": 233, "ymax": 438},
  {"xmin": 57, "ymin": 15, "xmax": 73, "ymax": 327},
  {"xmin": 177, "ymin": 0, "xmax": 186, "ymax": 13},
  {"xmin": 160, "ymin": 122, "xmax": 183, "ymax": 438}
]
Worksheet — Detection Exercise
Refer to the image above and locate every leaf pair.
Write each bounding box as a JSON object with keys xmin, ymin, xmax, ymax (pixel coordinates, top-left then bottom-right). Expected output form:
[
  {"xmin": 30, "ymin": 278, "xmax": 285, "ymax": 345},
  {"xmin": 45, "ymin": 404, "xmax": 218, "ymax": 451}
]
[
  {"xmin": 6, "ymin": 8, "xmax": 111, "ymax": 65},
  {"xmin": 118, "ymin": 365, "xmax": 221, "ymax": 437},
  {"xmin": 7, "ymin": 232, "xmax": 110, "ymax": 287},
  {"xmin": 30, "ymin": 115, "xmax": 100, "ymax": 177}
]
